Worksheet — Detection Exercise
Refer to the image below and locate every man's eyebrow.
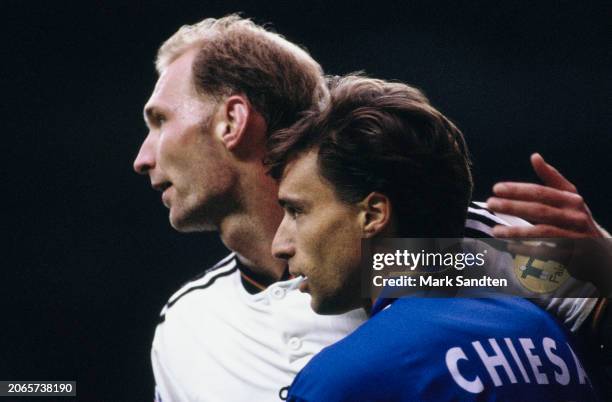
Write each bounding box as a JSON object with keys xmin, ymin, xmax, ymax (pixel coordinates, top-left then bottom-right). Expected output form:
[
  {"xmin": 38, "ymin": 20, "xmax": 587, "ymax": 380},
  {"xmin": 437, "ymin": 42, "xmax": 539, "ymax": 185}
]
[
  {"xmin": 278, "ymin": 196, "xmax": 308, "ymax": 209},
  {"xmin": 278, "ymin": 198, "xmax": 292, "ymax": 208}
]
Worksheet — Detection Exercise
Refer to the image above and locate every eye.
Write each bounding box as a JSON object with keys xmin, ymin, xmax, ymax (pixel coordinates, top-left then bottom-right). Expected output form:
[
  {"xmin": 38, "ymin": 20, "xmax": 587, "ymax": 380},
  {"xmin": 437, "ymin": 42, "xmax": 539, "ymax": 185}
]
[
  {"xmin": 285, "ymin": 205, "xmax": 302, "ymax": 220},
  {"xmin": 154, "ymin": 113, "xmax": 167, "ymax": 127}
]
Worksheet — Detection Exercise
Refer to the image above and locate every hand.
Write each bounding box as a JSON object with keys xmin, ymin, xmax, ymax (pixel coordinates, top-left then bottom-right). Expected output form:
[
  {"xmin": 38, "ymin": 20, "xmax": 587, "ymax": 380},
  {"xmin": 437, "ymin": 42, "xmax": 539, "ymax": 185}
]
[
  {"xmin": 486, "ymin": 153, "xmax": 611, "ymax": 296},
  {"xmin": 487, "ymin": 153, "xmax": 608, "ymax": 239}
]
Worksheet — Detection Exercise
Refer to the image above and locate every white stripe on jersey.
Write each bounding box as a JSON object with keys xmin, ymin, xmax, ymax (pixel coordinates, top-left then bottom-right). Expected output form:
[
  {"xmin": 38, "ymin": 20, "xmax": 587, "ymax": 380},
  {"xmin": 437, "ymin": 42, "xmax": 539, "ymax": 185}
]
[
  {"xmin": 465, "ymin": 219, "xmax": 494, "ymax": 236},
  {"xmin": 469, "ymin": 201, "xmax": 531, "ymax": 227},
  {"xmin": 161, "ymin": 254, "xmax": 237, "ymax": 317},
  {"xmin": 468, "ymin": 206, "xmax": 511, "ymax": 226}
]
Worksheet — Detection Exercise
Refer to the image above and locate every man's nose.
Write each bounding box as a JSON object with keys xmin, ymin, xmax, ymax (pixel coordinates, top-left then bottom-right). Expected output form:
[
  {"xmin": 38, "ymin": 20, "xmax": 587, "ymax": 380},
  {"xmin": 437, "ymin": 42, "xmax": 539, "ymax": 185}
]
[
  {"xmin": 271, "ymin": 218, "xmax": 295, "ymax": 261},
  {"xmin": 133, "ymin": 134, "xmax": 156, "ymax": 175}
]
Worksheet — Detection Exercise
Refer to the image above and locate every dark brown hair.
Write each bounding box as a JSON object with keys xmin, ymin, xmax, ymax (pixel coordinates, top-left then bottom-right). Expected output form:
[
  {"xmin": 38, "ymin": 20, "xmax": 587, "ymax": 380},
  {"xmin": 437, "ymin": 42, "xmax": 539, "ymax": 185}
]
[{"xmin": 266, "ymin": 75, "xmax": 473, "ymax": 236}]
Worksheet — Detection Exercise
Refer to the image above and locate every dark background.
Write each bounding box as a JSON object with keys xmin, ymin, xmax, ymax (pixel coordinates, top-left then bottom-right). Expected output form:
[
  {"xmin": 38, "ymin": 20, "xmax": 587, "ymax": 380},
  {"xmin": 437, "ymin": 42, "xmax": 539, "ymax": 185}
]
[{"xmin": 4, "ymin": 1, "xmax": 610, "ymax": 400}]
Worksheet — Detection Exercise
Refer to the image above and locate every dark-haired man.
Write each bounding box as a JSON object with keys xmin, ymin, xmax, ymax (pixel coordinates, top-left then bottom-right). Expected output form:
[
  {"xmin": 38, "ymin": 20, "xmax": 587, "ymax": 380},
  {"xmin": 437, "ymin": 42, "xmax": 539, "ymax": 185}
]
[{"xmin": 269, "ymin": 75, "xmax": 599, "ymax": 400}]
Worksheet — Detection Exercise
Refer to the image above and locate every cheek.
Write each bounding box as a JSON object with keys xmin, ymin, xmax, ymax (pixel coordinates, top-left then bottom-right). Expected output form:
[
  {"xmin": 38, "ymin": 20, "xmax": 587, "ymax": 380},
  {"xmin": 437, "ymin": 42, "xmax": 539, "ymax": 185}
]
[
  {"xmin": 331, "ymin": 226, "xmax": 363, "ymax": 273},
  {"xmin": 158, "ymin": 118, "xmax": 203, "ymax": 158},
  {"xmin": 330, "ymin": 208, "xmax": 362, "ymax": 247},
  {"xmin": 160, "ymin": 131, "xmax": 215, "ymax": 178},
  {"xmin": 157, "ymin": 129, "xmax": 186, "ymax": 167},
  {"xmin": 308, "ymin": 212, "xmax": 362, "ymax": 276}
]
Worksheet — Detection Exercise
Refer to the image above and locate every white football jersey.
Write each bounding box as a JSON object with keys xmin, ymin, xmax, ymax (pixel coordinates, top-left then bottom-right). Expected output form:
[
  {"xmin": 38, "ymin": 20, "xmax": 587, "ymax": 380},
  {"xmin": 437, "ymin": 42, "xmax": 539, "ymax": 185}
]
[{"xmin": 152, "ymin": 254, "xmax": 367, "ymax": 402}]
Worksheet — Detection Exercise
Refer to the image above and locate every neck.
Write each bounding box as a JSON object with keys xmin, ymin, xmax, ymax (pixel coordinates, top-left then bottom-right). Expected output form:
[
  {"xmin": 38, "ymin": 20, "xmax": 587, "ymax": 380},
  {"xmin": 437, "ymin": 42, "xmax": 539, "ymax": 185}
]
[{"xmin": 218, "ymin": 161, "xmax": 285, "ymax": 281}]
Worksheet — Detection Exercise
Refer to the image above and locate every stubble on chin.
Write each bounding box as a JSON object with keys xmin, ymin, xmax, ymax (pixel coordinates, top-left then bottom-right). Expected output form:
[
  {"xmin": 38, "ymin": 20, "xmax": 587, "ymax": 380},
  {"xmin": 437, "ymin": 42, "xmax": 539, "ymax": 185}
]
[{"xmin": 173, "ymin": 183, "xmax": 243, "ymax": 233}]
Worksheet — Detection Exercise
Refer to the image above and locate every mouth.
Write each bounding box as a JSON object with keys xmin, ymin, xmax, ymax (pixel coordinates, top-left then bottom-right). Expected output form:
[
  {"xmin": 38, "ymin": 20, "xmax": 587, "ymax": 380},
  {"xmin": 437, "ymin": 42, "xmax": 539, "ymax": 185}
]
[
  {"xmin": 152, "ymin": 182, "xmax": 173, "ymax": 207},
  {"xmin": 152, "ymin": 181, "xmax": 172, "ymax": 192}
]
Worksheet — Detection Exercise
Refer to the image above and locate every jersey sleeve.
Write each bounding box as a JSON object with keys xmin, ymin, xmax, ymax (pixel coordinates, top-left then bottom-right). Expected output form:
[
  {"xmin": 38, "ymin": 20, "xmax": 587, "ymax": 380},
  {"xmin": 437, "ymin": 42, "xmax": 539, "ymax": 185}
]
[{"xmin": 467, "ymin": 202, "xmax": 597, "ymax": 332}]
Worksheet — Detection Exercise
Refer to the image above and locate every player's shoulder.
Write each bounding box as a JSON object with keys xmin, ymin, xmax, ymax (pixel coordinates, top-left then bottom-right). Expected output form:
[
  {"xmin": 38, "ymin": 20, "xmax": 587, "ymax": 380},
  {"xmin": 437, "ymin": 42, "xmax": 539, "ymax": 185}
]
[
  {"xmin": 388, "ymin": 297, "xmax": 556, "ymax": 334},
  {"xmin": 466, "ymin": 201, "xmax": 531, "ymax": 237},
  {"xmin": 158, "ymin": 253, "xmax": 238, "ymax": 322},
  {"xmin": 342, "ymin": 297, "xmax": 563, "ymax": 355},
  {"xmin": 324, "ymin": 292, "xmax": 570, "ymax": 354}
]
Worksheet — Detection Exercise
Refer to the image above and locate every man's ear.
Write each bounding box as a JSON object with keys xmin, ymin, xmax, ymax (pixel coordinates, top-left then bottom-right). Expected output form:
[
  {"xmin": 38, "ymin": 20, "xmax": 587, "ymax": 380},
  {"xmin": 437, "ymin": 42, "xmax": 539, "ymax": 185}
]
[
  {"xmin": 217, "ymin": 95, "xmax": 250, "ymax": 151},
  {"xmin": 359, "ymin": 192, "xmax": 393, "ymax": 238}
]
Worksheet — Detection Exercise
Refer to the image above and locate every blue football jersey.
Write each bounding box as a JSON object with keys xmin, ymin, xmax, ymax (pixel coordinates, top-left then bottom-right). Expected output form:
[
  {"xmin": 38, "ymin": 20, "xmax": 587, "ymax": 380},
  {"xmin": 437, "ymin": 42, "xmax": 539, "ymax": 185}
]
[{"xmin": 286, "ymin": 297, "xmax": 599, "ymax": 401}]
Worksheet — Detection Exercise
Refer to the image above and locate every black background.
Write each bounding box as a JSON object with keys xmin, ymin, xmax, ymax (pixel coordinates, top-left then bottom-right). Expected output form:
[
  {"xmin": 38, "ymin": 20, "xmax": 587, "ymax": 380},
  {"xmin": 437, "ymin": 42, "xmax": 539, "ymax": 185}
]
[{"xmin": 4, "ymin": 1, "xmax": 610, "ymax": 400}]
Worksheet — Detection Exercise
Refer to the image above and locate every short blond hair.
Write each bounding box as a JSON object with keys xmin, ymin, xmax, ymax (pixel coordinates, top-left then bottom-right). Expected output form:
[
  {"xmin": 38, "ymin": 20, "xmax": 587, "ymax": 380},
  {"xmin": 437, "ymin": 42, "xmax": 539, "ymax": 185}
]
[{"xmin": 156, "ymin": 14, "xmax": 327, "ymax": 135}]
